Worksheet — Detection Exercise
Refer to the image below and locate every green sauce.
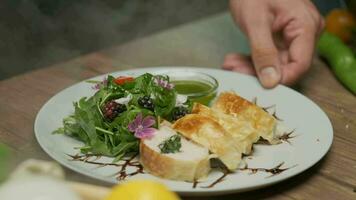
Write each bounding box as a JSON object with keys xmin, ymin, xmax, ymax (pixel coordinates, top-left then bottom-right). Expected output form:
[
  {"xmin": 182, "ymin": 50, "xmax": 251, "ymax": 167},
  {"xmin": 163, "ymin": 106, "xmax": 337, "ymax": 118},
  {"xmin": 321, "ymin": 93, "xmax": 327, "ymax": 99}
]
[{"xmin": 172, "ymin": 80, "xmax": 217, "ymax": 105}]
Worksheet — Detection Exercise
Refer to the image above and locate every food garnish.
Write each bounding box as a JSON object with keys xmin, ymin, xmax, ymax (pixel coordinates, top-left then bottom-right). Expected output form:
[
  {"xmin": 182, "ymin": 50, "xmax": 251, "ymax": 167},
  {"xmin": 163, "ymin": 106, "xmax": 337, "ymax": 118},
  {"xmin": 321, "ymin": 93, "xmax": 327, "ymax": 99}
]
[
  {"xmin": 89, "ymin": 77, "xmax": 108, "ymax": 90},
  {"xmin": 114, "ymin": 76, "xmax": 134, "ymax": 85},
  {"xmin": 154, "ymin": 77, "xmax": 175, "ymax": 90},
  {"xmin": 158, "ymin": 134, "xmax": 182, "ymax": 154},
  {"xmin": 128, "ymin": 113, "xmax": 156, "ymax": 139}
]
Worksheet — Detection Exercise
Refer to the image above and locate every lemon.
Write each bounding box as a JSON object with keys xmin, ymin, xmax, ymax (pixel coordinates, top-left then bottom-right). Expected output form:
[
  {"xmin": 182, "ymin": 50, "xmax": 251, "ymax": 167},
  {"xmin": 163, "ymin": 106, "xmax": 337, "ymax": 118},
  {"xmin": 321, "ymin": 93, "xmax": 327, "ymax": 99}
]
[{"xmin": 105, "ymin": 180, "xmax": 181, "ymax": 200}]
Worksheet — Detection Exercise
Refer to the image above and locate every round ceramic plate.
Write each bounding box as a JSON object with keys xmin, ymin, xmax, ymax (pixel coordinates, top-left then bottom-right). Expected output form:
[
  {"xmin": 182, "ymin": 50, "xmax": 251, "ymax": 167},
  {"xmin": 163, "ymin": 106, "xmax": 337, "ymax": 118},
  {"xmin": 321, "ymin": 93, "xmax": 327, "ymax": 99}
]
[{"xmin": 35, "ymin": 67, "xmax": 333, "ymax": 195}]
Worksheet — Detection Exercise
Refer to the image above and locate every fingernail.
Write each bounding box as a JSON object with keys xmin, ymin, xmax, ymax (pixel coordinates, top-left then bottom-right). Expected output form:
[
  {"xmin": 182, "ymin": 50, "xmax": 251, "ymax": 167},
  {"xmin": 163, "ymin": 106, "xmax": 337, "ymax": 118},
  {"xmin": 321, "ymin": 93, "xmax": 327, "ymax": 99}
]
[{"xmin": 259, "ymin": 66, "xmax": 280, "ymax": 88}]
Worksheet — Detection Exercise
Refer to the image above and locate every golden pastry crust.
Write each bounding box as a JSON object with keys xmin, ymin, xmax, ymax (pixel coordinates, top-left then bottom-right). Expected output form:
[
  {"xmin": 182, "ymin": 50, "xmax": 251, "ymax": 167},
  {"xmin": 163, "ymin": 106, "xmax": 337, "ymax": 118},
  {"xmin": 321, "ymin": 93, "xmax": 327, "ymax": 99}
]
[
  {"xmin": 173, "ymin": 114, "xmax": 241, "ymax": 170},
  {"xmin": 212, "ymin": 91, "xmax": 253, "ymax": 115},
  {"xmin": 212, "ymin": 92, "xmax": 279, "ymax": 144},
  {"xmin": 192, "ymin": 103, "xmax": 259, "ymax": 155}
]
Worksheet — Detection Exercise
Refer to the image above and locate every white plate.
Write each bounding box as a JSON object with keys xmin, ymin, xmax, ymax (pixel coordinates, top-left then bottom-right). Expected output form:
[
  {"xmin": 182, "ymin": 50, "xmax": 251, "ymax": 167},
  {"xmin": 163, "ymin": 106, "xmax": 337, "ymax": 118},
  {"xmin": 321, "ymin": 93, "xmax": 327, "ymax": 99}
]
[{"xmin": 35, "ymin": 67, "xmax": 333, "ymax": 195}]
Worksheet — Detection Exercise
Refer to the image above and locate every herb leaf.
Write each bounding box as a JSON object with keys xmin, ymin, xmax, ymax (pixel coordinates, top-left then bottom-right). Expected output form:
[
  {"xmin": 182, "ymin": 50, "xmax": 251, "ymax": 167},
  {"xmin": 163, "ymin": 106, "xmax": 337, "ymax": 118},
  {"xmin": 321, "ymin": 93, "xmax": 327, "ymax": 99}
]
[{"xmin": 158, "ymin": 135, "xmax": 182, "ymax": 154}]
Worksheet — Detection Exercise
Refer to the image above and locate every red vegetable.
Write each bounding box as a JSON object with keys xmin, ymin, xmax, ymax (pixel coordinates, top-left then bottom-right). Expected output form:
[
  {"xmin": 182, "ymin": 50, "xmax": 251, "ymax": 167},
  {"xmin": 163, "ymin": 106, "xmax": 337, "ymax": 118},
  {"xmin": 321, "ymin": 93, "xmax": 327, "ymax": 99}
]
[
  {"xmin": 114, "ymin": 76, "xmax": 134, "ymax": 85},
  {"xmin": 325, "ymin": 9, "xmax": 355, "ymax": 42}
]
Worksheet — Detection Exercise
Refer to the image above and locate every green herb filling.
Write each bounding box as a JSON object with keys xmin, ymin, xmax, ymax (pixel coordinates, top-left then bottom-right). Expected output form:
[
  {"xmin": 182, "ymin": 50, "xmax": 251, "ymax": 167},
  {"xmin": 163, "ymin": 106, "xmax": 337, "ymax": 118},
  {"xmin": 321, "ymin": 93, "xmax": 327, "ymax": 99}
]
[{"xmin": 158, "ymin": 135, "xmax": 182, "ymax": 154}]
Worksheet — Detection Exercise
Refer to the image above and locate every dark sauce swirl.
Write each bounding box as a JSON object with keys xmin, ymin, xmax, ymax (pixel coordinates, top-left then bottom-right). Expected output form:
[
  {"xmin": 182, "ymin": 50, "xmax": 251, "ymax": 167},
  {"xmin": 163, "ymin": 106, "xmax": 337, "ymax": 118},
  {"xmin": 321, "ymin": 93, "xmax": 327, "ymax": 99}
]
[{"xmin": 68, "ymin": 153, "xmax": 144, "ymax": 181}]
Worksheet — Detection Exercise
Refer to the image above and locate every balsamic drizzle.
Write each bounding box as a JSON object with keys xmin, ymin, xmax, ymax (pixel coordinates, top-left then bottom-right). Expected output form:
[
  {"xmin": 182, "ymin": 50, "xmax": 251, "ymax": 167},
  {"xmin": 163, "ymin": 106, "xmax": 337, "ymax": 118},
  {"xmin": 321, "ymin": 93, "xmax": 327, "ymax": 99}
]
[
  {"xmin": 67, "ymin": 154, "xmax": 119, "ymax": 167},
  {"xmin": 252, "ymin": 97, "xmax": 283, "ymax": 121},
  {"xmin": 272, "ymin": 111, "xmax": 283, "ymax": 121},
  {"xmin": 252, "ymin": 97, "xmax": 257, "ymax": 105},
  {"xmin": 68, "ymin": 153, "xmax": 295, "ymax": 189},
  {"xmin": 278, "ymin": 129, "xmax": 297, "ymax": 144},
  {"xmin": 193, "ymin": 162, "xmax": 296, "ymax": 188},
  {"xmin": 67, "ymin": 153, "xmax": 144, "ymax": 181},
  {"xmin": 192, "ymin": 180, "xmax": 199, "ymax": 189},
  {"xmin": 200, "ymin": 166, "xmax": 231, "ymax": 188},
  {"xmin": 256, "ymin": 129, "xmax": 297, "ymax": 145},
  {"xmin": 239, "ymin": 162, "xmax": 297, "ymax": 178},
  {"xmin": 255, "ymin": 138, "xmax": 270, "ymax": 145},
  {"xmin": 115, "ymin": 154, "xmax": 144, "ymax": 181},
  {"xmin": 262, "ymin": 105, "xmax": 276, "ymax": 112}
]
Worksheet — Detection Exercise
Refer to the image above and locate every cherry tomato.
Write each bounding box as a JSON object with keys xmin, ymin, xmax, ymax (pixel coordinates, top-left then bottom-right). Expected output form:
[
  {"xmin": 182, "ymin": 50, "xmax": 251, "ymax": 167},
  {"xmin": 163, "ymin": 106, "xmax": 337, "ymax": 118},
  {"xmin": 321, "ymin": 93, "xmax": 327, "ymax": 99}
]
[
  {"xmin": 325, "ymin": 9, "xmax": 356, "ymax": 43},
  {"xmin": 114, "ymin": 76, "xmax": 134, "ymax": 85}
]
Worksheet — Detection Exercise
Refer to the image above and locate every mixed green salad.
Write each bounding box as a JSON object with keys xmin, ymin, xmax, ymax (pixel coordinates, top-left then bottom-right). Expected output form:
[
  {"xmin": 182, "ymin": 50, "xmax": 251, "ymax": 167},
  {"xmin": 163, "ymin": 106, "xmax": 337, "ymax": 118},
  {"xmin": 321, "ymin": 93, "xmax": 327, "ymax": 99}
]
[{"xmin": 54, "ymin": 73, "xmax": 192, "ymax": 161}]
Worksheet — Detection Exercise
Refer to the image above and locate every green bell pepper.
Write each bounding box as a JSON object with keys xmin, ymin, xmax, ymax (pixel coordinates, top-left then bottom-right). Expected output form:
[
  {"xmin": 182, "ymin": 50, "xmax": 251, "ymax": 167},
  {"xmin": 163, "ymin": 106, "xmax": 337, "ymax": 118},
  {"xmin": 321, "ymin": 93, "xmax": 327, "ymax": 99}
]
[{"xmin": 317, "ymin": 31, "xmax": 356, "ymax": 94}]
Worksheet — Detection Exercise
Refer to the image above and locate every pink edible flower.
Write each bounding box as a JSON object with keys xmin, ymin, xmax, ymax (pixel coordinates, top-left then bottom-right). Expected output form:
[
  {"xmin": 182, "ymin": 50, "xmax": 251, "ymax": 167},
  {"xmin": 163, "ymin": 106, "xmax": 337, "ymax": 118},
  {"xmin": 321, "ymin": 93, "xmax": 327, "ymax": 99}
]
[
  {"xmin": 92, "ymin": 77, "xmax": 108, "ymax": 90},
  {"xmin": 154, "ymin": 77, "xmax": 174, "ymax": 90},
  {"xmin": 128, "ymin": 113, "xmax": 156, "ymax": 139}
]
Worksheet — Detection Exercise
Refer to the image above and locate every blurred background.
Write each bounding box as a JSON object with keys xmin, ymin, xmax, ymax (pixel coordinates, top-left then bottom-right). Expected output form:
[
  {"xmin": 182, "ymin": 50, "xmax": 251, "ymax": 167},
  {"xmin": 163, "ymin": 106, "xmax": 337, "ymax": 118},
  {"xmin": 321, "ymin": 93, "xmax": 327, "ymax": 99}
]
[
  {"xmin": 0, "ymin": 0, "xmax": 228, "ymax": 80},
  {"xmin": 0, "ymin": 0, "xmax": 348, "ymax": 80}
]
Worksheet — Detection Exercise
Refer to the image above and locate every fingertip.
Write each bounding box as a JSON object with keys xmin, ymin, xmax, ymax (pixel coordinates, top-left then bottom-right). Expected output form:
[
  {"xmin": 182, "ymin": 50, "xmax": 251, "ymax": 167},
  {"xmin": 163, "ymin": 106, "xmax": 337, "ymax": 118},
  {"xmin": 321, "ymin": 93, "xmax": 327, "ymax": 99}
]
[
  {"xmin": 222, "ymin": 53, "xmax": 247, "ymax": 69},
  {"xmin": 222, "ymin": 53, "xmax": 256, "ymax": 75},
  {"xmin": 258, "ymin": 66, "xmax": 282, "ymax": 88},
  {"xmin": 222, "ymin": 61, "xmax": 234, "ymax": 70}
]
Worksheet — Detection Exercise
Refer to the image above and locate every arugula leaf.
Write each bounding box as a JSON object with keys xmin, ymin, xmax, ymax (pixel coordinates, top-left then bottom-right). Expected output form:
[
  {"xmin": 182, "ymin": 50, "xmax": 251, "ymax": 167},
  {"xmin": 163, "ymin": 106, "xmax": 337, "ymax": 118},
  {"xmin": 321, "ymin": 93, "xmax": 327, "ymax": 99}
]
[
  {"xmin": 74, "ymin": 98, "xmax": 112, "ymax": 155},
  {"xmin": 148, "ymin": 75, "xmax": 177, "ymax": 117},
  {"xmin": 131, "ymin": 73, "xmax": 154, "ymax": 94}
]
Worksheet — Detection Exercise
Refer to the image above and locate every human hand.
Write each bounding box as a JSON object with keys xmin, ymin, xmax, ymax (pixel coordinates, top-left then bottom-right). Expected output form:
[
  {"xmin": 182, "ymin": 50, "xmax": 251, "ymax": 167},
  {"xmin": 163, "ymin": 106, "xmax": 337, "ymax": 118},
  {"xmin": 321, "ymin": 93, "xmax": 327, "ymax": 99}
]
[{"xmin": 223, "ymin": 0, "xmax": 324, "ymax": 88}]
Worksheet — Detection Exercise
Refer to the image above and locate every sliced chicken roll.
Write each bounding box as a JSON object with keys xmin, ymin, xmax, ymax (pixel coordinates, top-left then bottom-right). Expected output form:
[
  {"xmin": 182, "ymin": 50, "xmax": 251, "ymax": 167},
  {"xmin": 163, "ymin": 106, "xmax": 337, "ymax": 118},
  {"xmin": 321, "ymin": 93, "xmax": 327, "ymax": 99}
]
[
  {"xmin": 140, "ymin": 124, "xmax": 211, "ymax": 182},
  {"xmin": 172, "ymin": 114, "xmax": 242, "ymax": 171}
]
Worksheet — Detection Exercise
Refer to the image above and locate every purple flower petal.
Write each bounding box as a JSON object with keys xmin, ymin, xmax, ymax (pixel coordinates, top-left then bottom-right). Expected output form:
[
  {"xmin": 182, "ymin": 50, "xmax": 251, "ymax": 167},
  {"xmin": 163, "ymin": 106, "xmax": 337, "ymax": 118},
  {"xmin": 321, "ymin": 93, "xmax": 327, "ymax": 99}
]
[
  {"xmin": 128, "ymin": 113, "xmax": 157, "ymax": 139},
  {"xmin": 142, "ymin": 116, "xmax": 156, "ymax": 128},
  {"xmin": 133, "ymin": 113, "xmax": 143, "ymax": 126},
  {"xmin": 91, "ymin": 77, "xmax": 108, "ymax": 90},
  {"xmin": 128, "ymin": 113, "xmax": 142, "ymax": 132},
  {"xmin": 157, "ymin": 79, "xmax": 163, "ymax": 85},
  {"xmin": 143, "ymin": 128, "xmax": 156, "ymax": 137},
  {"xmin": 154, "ymin": 77, "xmax": 174, "ymax": 90},
  {"xmin": 167, "ymin": 83, "xmax": 175, "ymax": 89},
  {"xmin": 163, "ymin": 80, "xmax": 168, "ymax": 88},
  {"xmin": 136, "ymin": 113, "xmax": 143, "ymax": 122},
  {"xmin": 102, "ymin": 78, "xmax": 108, "ymax": 86},
  {"xmin": 128, "ymin": 121, "xmax": 137, "ymax": 132},
  {"xmin": 92, "ymin": 84, "xmax": 100, "ymax": 90},
  {"xmin": 135, "ymin": 128, "xmax": 156, "ymax": 139}
]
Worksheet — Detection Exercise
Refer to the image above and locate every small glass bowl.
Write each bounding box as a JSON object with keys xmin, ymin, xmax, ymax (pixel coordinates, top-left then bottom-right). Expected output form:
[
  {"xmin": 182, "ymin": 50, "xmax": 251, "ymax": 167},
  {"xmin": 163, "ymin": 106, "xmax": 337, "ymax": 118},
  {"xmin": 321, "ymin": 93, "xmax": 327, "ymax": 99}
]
[{"xmin": 158, "ymin": 69, "xmax": 219, "ymax": 105}]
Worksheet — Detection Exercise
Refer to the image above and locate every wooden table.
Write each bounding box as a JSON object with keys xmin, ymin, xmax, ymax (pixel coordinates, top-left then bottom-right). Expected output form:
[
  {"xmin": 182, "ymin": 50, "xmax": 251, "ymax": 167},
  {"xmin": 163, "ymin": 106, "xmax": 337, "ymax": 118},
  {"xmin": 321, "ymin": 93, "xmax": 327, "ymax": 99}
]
[{"xmin": 1, "ymin": 13, "xmax": 356, "ymax": 199}]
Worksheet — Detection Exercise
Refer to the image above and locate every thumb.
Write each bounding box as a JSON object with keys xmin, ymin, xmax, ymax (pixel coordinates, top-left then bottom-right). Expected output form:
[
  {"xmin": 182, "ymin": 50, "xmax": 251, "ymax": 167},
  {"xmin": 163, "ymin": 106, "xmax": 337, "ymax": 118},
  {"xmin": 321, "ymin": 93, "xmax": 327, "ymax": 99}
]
[{"xmin": 247, "ymin": 20, "xmax": 281, "ymax": 88}]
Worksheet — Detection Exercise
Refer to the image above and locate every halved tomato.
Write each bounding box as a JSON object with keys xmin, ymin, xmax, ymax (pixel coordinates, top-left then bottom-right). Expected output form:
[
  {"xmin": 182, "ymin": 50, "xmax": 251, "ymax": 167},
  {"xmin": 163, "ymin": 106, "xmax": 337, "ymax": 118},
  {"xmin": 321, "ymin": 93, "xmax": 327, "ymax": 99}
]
[{"xmin": 114, "ymin": 76, "xmax": 134, "ymax": 85}]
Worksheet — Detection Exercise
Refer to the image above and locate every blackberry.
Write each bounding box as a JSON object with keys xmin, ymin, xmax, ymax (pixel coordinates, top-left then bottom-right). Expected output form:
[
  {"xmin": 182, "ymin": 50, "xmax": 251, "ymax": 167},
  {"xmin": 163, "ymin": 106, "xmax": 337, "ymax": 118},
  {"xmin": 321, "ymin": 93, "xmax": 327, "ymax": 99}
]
[
  {"xmin": 138, "ymin": 96, "xmax": 154, "ymax": 110},
  {"xmin": 102, "ymin": 100, "xmax": 127, "ymax": 121},
  {"xmin": 172, "ymin": 106, "xmax": 189, "ymax": 121}
]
